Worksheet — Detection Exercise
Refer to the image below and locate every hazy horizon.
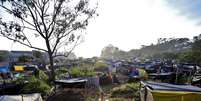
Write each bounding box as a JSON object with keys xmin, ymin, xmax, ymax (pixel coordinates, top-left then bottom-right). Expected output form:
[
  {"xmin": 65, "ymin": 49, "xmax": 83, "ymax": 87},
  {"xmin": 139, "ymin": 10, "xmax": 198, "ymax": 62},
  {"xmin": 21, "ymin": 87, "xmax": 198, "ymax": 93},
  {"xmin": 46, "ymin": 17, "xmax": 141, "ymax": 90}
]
[{"xmin": 1, "ymin": 0, "xmax": 201, "ymax": 58}]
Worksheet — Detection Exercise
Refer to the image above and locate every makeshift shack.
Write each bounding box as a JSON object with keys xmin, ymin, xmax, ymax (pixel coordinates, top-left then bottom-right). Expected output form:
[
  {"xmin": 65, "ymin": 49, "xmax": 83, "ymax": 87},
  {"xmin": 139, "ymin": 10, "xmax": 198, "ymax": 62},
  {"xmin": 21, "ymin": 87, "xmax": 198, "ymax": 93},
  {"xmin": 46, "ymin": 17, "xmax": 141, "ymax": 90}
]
[
  {"xmin": 13, "ymin": 65, "xmax": 38, "ymax": 78},
  {"xmin": 0, "ymin": 62, "xmax": 10, "ymax": 73},
  {"xmin": 55, "ymin": 78, "xmax": 88, "ymax": 88},
  {"xmin": 0, "ymin": 93, "xmax": 42, "ymax": 101},
  {"xmin": 140, "ymin": 81, "xmax": 201, "ymax": 101},
  {"xmin": 128, "ymin": 68, "xmax": 147, "ymax": 82},
  {"xmin": 148, "ymin": 72, "xmax": 174, "ymax": 81},
  {"xmin": 14, "ymin": 65, "xmax": 25, "ymax": 71}
]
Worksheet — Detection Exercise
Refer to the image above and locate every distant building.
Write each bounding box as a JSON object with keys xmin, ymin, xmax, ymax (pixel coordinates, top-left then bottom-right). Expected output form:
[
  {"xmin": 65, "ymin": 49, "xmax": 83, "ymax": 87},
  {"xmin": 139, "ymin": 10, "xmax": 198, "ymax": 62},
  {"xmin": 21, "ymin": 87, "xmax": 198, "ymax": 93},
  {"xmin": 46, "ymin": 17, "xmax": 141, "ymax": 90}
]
[{"xmin": 0, "ymin": 50, "xmax": 49, "ymax": 64}]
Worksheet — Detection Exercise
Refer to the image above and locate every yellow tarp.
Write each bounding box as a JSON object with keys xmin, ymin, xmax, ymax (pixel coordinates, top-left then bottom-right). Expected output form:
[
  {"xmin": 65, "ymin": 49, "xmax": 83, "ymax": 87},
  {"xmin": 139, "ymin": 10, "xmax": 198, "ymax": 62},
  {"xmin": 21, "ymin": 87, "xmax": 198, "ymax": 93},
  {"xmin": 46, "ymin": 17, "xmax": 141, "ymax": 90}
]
[
  {"xmin": 14, "ymin": 66, "xmax": 25, "ymax": 71},
  {"xmin": 151, "ymin": 90, "xmax": 201, "ymax": 101}
]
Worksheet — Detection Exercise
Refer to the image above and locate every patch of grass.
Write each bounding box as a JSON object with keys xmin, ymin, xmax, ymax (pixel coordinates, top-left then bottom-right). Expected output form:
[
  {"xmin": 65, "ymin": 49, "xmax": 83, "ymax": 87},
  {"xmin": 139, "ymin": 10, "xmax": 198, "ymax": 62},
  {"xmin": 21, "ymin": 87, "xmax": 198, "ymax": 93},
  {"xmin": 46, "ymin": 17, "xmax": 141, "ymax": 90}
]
[{"xmin": 111, "ymin": 83, "xmax": 140, "ymax": 100}]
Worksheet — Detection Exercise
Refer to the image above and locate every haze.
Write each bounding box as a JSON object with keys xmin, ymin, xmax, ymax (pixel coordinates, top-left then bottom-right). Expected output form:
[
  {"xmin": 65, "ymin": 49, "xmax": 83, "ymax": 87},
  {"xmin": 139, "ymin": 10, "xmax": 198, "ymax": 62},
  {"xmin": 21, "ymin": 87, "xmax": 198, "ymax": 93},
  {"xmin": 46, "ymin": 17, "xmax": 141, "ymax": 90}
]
[{"xmin": 1, "ymin": 0, "xmax": 201, "ymax": 58}]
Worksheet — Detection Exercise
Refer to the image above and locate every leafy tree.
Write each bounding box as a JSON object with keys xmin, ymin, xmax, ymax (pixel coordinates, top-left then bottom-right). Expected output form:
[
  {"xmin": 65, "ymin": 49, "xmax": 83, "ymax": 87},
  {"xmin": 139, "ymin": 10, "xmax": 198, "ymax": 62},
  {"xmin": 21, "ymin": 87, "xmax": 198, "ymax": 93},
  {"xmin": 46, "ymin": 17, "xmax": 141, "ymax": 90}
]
[
  {"xmin": 177, "ymin": 34, "xmax": 201, "ymax": 65},
  {"xmin": 178, "ymin": 51, "xmax": 195, "ymax": 63},
  {"xmin": 0, "ymin": 51, "xmax": 9, "ymax": 62},
  {"xmin": 161, "ymin": 52, "xmax": 179, "ymax": 60},
  {"xmin": 192, "ymin": 35, "xmax": 201, "ymax": 52},
  {"xmin": 0, "ymin": 53, "xmax": 4, "ymax": 62},
  {"xmin": 32, "ymin": 50, "xmax": 47, "ymax": 65},
  {"xmin": 189, "ymin": 34, "xmax": 201, "ymax": 65},
  {"xmin": 18, "ymin": 55, "xmax": 33, "ymax": 62},
  {"xmin": 0, "ymin": 0, "xmax": 97, "ymax": 81},
  {"xmin": 33, "ymin": 51, "xmax": 43, "ymax": 59}
]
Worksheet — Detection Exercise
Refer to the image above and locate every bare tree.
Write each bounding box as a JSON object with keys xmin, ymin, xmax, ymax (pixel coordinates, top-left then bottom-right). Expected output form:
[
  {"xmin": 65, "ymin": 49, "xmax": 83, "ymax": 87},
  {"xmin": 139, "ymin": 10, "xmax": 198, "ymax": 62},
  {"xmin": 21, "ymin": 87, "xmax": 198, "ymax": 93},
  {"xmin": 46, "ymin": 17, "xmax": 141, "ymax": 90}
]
[{"xmin": 0, "ymin": 0, "xmax": 97, "ymax": 81}]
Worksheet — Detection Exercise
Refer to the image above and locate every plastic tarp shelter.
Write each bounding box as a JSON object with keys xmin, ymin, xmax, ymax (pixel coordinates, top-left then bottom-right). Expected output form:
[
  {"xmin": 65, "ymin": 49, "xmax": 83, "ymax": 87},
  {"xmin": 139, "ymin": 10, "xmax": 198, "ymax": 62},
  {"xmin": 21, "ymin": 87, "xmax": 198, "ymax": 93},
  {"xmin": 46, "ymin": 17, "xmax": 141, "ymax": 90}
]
[
  {"xmin": 0, "ymin": 93, "xmax": 42, "ymax": 101},
  {"xmin": 14, "ymin": 65, "xmax": 25, "ymax": 71},
  {"xmin": 0, "ymin": 65, "xmax": 9, "ymax": 73},
  {"xmin": 55, "ymin": 78, "xmax": 88, "ymax": 88},
  {"xmin": 140, "ymin": 81, "xmax": 201, "ymax": 101}
]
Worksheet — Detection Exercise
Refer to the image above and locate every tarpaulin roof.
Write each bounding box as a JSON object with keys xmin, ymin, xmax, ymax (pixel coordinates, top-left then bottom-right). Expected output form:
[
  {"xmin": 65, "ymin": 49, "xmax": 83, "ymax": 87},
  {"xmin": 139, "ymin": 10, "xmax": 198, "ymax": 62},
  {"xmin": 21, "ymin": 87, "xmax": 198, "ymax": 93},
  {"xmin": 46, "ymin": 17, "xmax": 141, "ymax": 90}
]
[
  {"xmin": 141, "ymin": 81, "xmax": 201, "ymax": 101},
  {"xmin": 148, "ymin": 72, "xmax": 173, "ymax": 76},
  {"xmin": 0, "ymin": 65, "xmax": 9, "ymax": 73},
  {"xmin": 142, "ymin": 81, "xmax": 201, "ymax": 92},
  {"xmin": 0, "ymin": 93, "xmax": 42, "ymax": 101}
]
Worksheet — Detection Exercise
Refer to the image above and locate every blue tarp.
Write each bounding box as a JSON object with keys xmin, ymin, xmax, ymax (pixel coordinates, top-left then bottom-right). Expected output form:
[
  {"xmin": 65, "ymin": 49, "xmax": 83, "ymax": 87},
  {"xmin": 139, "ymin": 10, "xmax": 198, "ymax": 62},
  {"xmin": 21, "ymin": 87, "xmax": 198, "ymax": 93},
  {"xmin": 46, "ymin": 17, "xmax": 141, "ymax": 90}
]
[{"xmin": 0, "ymin": 65, "xmax": 10, "ymax": 73}]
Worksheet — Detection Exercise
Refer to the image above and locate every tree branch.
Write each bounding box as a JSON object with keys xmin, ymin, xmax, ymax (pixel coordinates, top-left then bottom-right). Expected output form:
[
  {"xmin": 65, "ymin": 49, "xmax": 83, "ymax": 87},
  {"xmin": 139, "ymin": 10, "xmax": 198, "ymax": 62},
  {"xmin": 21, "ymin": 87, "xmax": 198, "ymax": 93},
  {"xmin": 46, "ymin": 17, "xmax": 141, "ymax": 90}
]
[
  {"xmin": 1, "ymin": 33, "xmax": 47, "ymax": 52},
  {"xmin": 52, "ymin": 29, "xmax": 74, "ymax": 54},
  {"xmin": 0, "ymin": 5, "xmax": 36, "ymax": 27},
  {"xmin": 47, "ymin": 0, "xmax": 64, "ymax": 38},
  {"xmin": 53, "ymin": 38, "xmax": 81, "ymax": 58},
  {"xmin": 24, "ymin": 1, "xmax": 46, "ymax": 39}
]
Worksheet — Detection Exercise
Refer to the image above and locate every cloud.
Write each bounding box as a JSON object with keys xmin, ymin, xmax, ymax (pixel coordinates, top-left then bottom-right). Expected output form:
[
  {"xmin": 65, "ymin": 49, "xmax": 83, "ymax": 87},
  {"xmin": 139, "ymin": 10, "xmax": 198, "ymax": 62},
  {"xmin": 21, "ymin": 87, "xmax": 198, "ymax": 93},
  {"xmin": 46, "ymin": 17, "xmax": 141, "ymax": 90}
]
[{"xmin": 165, "ymin": 0, "xmax": 201, "ymax": 24}]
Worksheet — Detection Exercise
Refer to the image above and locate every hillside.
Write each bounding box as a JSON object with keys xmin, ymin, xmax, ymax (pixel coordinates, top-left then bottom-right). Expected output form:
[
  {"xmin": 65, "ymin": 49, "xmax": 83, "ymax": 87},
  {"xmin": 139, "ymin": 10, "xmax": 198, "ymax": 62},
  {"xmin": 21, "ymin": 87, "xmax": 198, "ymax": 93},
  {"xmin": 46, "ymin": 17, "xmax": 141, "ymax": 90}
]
[{"xmin": 101, "ymin": 38, "xmax": 192, "ymax": 60}]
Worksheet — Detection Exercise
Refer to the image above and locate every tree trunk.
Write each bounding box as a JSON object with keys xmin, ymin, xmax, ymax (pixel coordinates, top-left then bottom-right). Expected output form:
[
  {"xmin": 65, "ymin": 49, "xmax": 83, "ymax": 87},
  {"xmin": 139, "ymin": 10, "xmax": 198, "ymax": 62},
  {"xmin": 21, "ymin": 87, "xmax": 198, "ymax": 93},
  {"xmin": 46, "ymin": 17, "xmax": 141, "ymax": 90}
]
[{"xmin": 48, "ymin": 52, "xmax": 55, "ymax": 83}]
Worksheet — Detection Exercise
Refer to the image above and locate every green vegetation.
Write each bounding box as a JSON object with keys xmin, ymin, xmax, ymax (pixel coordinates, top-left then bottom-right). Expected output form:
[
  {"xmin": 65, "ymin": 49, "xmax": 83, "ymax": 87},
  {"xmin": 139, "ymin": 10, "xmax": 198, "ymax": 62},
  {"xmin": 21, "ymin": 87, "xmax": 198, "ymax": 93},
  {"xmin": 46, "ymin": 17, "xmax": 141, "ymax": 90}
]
[
  {"xmin": 94, "ymin": 61, "xmax": 108, "ymax": 72},
  {"xmin": 69, "ymin": 67, "xmax": 96, "ymax": 77},
  {"xmin": 176, "ymin": 34, "xmax": 201, "ymax": 65},
  {"xmin": 55, "ymin": 60, "xmax": 108, "ymax": 79},
  {"xmin": 18, "ymin": 55, "xmax": 33, "ymax": 62},
  {"xmin": 85, "ymin": 82, "xmax": 140, "ymax": 101},
  {"xmin": 19, "ymin": 76, "xmax": 51, "ymax": 95},
  {"xmin": 37, "ymin": 70, "xmax": 49, "ymax": 83},
  {"xmin": 55, "ymin": 66, "xmax": 96, "ymax": 79},
  {"xmin": 178, "ymin": 51, "xmax": 195, "ymax": 63},
  {"xmin": 94, "ymin": 61, "xmax": 108, "ymax": 69},
  {"xmin": 98, "ymin": 82, "xmax": 139, "ymax": 100},
  {"xmin": 0, "ymin": 51, "xmax": 9, "ymax": 62},
  {"xmin": 14, "ymin": 70, "xmax": 51, "ymax": 96},
  {"xmin": 100, "ymin": 34, "xmax": 201, "ymax": 66},
  {"xmin": 55, "ymin": 67, "xmax": 69, "ymax": 79},
  {"xmin": 0, "ymin": 53, "xmax": 5, "ymax": 62},
  {"xmin": 101, "ymin": 38, "xmax": 191, "ymax": 59},
  {"xmin": 111, "ymin": 83, "xmax": 140, "ymax": 99}
]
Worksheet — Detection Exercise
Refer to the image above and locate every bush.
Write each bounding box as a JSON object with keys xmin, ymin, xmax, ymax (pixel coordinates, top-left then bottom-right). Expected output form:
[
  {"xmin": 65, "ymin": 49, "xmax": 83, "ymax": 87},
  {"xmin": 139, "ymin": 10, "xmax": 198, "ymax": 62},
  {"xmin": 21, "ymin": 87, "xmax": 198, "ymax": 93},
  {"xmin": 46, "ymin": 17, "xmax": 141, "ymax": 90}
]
[
  {"xmin": 94, "ymin": 62, "xmax": 108, "ymax": 68},
  {"xmin": 55, "ymin": 67, "xmax": 69, "ymax": 79},
  {"xmin": 38, "ymin": 70, "xmax": 49, "ymax": 82},
  {"xmin": 13, "ymin": 71, "xmax": 51, "ymax": 96},
  {"xmin": 94, "ymin": 62, "xmax": 108, "ymax": 71},
  {"xmin": 111, "ymin": 83, "xmax": 140, "ymax": 99},
  {"xmin": 176, "ymin": 73, "xmax": 191, "ymax": 84},
  {"xmin": 56, "ymin": 67, "xmax": 68, "ymax": 75},
  {"xmin": 69, "ymin": 67, "xmax": 96, "ymax": 78},
  {"xmin": 138, "ymin": 69, "xmax": 148, "ymax": 78},
  {"xmin": 19, "ymin": 76, "xmax": 51, "ymax": 96},
  {"xmin": 70, "ymin": 67, "xmax": 83, "ymax": 77}
]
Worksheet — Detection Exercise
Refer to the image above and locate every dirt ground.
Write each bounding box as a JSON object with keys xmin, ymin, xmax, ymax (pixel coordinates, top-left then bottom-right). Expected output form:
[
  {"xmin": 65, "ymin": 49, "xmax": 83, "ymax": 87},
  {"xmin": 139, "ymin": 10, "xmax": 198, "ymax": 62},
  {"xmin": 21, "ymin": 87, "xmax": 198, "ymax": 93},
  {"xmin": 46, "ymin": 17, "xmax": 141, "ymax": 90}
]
[{"xmin": 46, "ymin": 89, "xmax": 85, "ymax": 101}]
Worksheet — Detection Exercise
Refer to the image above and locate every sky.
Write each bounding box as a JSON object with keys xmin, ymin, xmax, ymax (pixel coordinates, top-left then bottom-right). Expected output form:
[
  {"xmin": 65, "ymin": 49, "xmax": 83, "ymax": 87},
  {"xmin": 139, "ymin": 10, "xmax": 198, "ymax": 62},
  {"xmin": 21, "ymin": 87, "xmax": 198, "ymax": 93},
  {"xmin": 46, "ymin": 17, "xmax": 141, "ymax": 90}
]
[{"xmin": 1, "ymin": 0, "xmax": 201, "ymax": 58}]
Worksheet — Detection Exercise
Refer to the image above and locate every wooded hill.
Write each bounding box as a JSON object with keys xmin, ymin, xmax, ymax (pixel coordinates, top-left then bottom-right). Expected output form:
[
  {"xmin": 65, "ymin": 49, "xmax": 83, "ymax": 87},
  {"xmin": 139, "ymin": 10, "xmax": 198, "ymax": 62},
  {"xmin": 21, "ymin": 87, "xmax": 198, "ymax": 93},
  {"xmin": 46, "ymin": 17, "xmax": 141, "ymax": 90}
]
[{"xmin": 101, "ymin": 37, "xmax": 192, "ymax": 60}]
